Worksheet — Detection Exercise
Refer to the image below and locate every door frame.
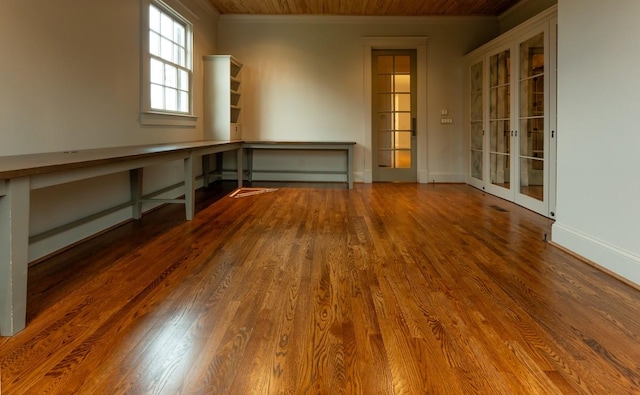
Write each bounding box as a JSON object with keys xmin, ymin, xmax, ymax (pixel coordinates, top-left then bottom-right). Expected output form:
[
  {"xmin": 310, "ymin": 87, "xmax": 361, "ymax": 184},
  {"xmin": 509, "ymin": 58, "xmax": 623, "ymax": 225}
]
[{"xmin": 363, "ymin": 37, "xmax": 428, "ymax": 183}]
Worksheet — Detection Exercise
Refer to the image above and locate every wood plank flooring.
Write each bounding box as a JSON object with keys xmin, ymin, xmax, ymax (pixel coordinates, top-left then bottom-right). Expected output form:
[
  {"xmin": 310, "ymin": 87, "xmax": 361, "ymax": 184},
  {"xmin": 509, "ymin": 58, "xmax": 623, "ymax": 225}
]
[{"xmin": 1, "ymin": 183, "xmax": 640, "ymax": 394}]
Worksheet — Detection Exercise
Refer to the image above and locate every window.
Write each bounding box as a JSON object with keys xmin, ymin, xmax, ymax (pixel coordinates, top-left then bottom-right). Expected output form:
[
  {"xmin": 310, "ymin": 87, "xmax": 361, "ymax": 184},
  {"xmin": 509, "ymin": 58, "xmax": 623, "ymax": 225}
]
[{"xmin": 141, "ymin": 0, "xmax": 196, "ymax": 126}]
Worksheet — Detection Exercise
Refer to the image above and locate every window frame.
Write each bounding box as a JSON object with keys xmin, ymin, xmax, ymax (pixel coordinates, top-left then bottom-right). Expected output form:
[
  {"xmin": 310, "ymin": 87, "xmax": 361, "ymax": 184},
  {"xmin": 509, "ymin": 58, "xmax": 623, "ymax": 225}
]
[{"xmin": 140, "ymin": 0, "xmax": 197, "ymax": 127}]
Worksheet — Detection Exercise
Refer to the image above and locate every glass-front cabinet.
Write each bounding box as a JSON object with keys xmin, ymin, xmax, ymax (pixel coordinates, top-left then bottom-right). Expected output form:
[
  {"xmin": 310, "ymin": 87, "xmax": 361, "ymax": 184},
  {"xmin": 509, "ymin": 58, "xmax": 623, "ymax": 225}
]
[{"xmin": 465, "ymin": 8, "xmax": 557, "ymax": 218}]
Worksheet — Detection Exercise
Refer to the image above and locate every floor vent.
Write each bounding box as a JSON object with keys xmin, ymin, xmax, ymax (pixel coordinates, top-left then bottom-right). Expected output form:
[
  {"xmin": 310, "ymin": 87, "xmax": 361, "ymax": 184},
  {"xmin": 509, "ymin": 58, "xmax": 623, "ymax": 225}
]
[{"xmin": 490, "ymin": 205, "xmax": 508, "ymax": 212}]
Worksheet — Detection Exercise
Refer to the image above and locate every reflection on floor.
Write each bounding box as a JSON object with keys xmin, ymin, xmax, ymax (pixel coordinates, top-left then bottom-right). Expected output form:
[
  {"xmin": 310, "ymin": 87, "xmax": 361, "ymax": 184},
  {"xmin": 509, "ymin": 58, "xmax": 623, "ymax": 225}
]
[{"xmin": 491, "ymin": 182, "xmax": 544, "ymax": 201}]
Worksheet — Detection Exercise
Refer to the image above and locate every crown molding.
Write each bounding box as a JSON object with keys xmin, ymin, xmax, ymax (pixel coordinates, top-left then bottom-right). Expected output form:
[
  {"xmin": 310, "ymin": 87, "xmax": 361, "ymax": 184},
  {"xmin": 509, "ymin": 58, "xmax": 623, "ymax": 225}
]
[{"xmin": 219, "ymin": 14, "xmax": 496, "ymax": 25}]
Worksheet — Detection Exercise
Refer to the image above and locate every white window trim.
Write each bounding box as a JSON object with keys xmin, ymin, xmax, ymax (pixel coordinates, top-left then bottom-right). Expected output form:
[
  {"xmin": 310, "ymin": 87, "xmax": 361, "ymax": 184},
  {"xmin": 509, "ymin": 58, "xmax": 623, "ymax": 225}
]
[{"xmin": 140, "ymin": 0, "xmax": 197, "ymax": 127}]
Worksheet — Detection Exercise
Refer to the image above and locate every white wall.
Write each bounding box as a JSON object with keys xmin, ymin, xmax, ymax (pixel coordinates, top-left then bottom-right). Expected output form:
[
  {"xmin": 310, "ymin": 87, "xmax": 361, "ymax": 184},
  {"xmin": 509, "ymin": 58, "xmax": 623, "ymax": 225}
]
[
  {"xmin": 552, "ymin": 0, "xmax": 640, "ymax": 285},
  {"xmin": 218, "ymin": 16, "xmax": 499, "ymax": 183},
  {"xmin": 0, "ymin": 0, "xmax": 219, "ymax": 260}
]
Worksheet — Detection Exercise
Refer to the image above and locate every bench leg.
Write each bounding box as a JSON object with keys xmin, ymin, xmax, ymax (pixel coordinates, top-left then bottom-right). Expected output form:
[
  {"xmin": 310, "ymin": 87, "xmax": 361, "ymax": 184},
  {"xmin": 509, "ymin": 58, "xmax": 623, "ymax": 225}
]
[
  {"xmin": 184, "ymin": 155, "xmax": 195, "ymax": 220},
  {"xmin": 0, "ymin": 177, "xmax": 30, "ymax": 336}
]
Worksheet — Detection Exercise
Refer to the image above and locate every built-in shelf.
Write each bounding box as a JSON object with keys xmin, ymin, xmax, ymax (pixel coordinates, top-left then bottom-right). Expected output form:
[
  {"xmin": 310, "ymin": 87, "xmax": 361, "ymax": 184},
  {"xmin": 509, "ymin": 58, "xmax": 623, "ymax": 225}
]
[{"xmin": 203, "ymin": 55, "xmax": 243, "ymax": 141}]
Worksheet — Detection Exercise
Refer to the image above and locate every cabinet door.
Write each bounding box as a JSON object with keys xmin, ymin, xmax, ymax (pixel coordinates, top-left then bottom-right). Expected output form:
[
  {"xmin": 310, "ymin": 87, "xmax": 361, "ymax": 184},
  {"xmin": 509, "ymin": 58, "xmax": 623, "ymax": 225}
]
[
  {"xmin": 468, "ymin": 59, "xmax": 485, "ymax": 189},
  {"xmin": 485, "ymin": 46, "xmax": 516, "ymax": 201},
  {"xmin": 514, "ymin": 29, "xmax": 549, "ymax": 216}
]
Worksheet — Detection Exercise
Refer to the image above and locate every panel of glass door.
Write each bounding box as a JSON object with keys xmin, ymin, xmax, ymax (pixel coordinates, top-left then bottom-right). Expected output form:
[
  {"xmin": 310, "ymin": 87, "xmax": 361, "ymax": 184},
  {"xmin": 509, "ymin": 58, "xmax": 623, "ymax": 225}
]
[
  {"xmin": 519, "ymin": 32, "xmax": 544, "ymax": 200},
  {"xmin": 470, "ymin": 61, "xmax": 483, "ymax": 180},
  {"xmin": 489, "ymin": 49, "xmax": 511, "ymax": 189},
  {"xmin": 376, "ymin": 55, "xmax": 411, "ymax": 169}
]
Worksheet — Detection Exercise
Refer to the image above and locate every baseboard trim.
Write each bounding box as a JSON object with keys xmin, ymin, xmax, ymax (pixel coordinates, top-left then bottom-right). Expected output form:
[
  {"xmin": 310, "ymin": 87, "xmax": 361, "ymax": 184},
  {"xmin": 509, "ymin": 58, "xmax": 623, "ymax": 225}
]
[{"xmin": 551, "ymin": 222, "xmax": 640, "ymax": 290}]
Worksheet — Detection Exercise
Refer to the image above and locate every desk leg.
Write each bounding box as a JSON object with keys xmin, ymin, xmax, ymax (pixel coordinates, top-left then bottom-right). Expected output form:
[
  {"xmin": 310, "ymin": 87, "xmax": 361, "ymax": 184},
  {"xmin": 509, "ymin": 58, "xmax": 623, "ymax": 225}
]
[
  {"xmin": 246, "ymin": 148, "xmax": 252, "ymax": 183},
  {"xmin": 0, "ymin": 177, "xmax": 30, "ymax": 336},
  {"xmin": 184, "ymin": 155, "xmax": 194, "ymax": 220},
  {"xmin": 347, "ymin": 146, "xmax": 354, "ymax": 189},
  {"xmin": 216, "ymin": 153, "xmax": 223, "ymax": 182},
  {"xmin": 237, "ymin": 147, "xmax": 244, "ymax": 188},
  {"xmin": 202, "ymin": 155, "xmax": 210, "ymax": 188},
  {"xmin": 130, "ymin": 169, "xmax": 143, "ymax": 220}
]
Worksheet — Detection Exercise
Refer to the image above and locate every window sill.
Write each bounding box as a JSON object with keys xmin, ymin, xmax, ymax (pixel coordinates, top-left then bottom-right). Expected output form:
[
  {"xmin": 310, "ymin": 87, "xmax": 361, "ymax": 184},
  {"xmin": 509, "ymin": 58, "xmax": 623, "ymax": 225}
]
[{"xmin": 140, "ymin": 111, "xmax": 198, "ymax": 127}]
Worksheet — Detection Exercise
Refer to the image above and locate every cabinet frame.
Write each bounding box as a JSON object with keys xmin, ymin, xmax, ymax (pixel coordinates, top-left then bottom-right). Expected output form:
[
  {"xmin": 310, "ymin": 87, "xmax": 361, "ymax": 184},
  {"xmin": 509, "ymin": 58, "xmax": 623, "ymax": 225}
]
[{"xmin": 464, "ymin": 6, "xmax": 557, "ymax": 218}]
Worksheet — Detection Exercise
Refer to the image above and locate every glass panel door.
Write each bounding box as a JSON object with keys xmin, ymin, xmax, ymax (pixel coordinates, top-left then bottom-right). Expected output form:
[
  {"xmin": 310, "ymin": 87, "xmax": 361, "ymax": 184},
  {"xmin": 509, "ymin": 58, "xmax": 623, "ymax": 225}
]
[
  {"xmin": 518, "ymin": 32, "xmax": 545, "ymax": 201},
  {"xmin": 488, "ymin": 48, "xmax": 514, "ymax": 199},
  {"xmin": 515, "ymin": 30, "xmax": 548, "ymax": 217},
  {"xmin": 372, "ymin": 50, "xmax": 417, "ymax": 182},
  {"xmin": 469, "ymin": 60, "xmax": 484, "ymax": 185}
]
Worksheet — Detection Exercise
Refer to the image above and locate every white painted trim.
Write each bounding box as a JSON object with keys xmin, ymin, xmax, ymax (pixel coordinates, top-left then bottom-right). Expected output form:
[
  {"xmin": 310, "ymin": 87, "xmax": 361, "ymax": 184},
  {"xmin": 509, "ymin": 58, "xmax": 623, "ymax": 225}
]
[
  {"xmin": 418, "ymin": 170, "xmax": 430, "ymax": 183},
  {"xmin": 362, "ymin": 36, "xmax": 429, "ymax": 184},
  {"xmin": 552, "ymin": 222, "xmax": 640, "ymax": 288},
  {"xmin": 426, "ymin": 172, "xmax": 466, "ymax": 183}
]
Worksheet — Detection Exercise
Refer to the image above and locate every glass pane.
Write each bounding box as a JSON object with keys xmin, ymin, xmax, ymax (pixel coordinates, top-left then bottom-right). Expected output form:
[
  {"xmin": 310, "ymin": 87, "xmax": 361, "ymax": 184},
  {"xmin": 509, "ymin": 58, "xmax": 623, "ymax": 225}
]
[
  {"xmin": 490, "ymin": 120, "xmax": 510, "ymax": 154},
  {"xmin": 520, "ymin": 33, "xmax": 544, "ymax": 78},
  {"xmin": 376, "ymin": 75, "xmax": 393, "ymax": 93},
  {"xmin": 470, "ymin": 61, "xmax": 483, "ymax": 92},
  {"xmin": 378, "ymin": 114, "xmax": 392, "ymax": 131},
  {"xmin": 395, "ymin": 150, "xmax": 411, "ymax": 168},
  {"xmin": 471, "ymin": 150, "xmax": 483, "ymax": 180},
  {"xmin": 490, "ymin": 50, "xmax": 510, "ymax": 87},
  {"xmin": 471, "ymin": 91, "xmax": 483, "ymax": 121},
  {"xmin": 520, "ymin": 158, "xmax": 543, "ymax": 200},
  {"xmin": 149, "ymin": 5, "xmax": 161, "ymax": 32},
  {"xmin": 378, "ymin": 150, "xmax": 392, "ymax": 167},
  {"xmin": 490, "ymin": 153, "xmax": 510, "ymax": 187},
  {"xmin": 395, "ymin": 94, "xmax": 410, "ymax": 112},
  {"xmin": 164, "ymin": 64, "xmax": 177, "ymax": 88},
  {"xmin": 150, "ymin": 84, "xmax": 163, "ymax": 109},
  {"xmin": 395, "ymin": 132, "xmax": 411, "ymax": 149},
  {"xmin": 179, "ymin": 91, "xmax": 189, "ymax": 112},
  {"xmin": 178, "ymin": 48, "xmax": 186, "ymax": 67},
  {"xmin": 150, "ymin": 59, "xmax": 163, "ymax": 84},
  {"xmin": 520, "ymin": 76, "xmax": 544, "ymax": 117},
  {"xmin": 395, "ymin": 75, "xmax": 410, "ymax": 92},
  {"xmin": 161, "ymin": 13, "xmax": 173, "ymax": 38},
  {"xmin": 377, "ymin": 132, "xmax": 393, "ymax": 150},
  {"xmin": 161, "ymin": 37, "xmax": 172, "ymax": 62},
  {"xmin": 378, "ymin": 56, "xmax": 393, "ymax": 73},
  {"xmin": 471, "ymin": 122, "xmax": 483, "ymax": 150},
  {"xmin": 179, "ymin": 69, "xmax": 189, "ymax": 90},
  {"xmin": 395, "ymin": 56, "xmax": 410, "ymax": 73},
  {"xmin": 489, "ymin": 87, "xmax": 510, "ymax": 119},
  {"xmin": 165, "ymin": 87, "xmax": 177, "ymax": 111},
  {"xmin": 395, "ymin": 113, "xmax": 411, "ymax": 130},
  {"xmin": 174, "ymin": 23, "xmax": 185, "ymax": 45},
  {"xmin": 149, "ymin": 32, "xmax": 160, "ymax": 57},
  {"xmin": 377, "ymin": 94, "xmax": 393, "ymax": 112},
  {"xmin": 520, "ymin": 119, "xmax": 544, "ymax": 158}
]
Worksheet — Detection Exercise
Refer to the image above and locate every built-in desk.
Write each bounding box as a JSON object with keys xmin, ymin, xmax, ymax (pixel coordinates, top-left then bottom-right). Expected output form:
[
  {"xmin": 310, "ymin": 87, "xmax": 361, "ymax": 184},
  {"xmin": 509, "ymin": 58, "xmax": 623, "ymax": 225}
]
[
  {"xmin": 0, "ymin": 139, "xmax": 356, "ymax": 336},
  {"xmin": 243, "ymin": 141, "xmax": 355, "ymax": 189},
  {"xmin": 0, "ymin": 140, "xmax": 243, "ymax": 336}
]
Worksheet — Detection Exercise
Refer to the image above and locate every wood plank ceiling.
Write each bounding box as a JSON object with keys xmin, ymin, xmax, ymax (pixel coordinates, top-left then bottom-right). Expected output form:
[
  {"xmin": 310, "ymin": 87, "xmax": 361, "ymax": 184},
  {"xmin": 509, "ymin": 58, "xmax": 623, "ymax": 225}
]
[{"xmin": 207, "ymin": 0, "xmax": 524, "ymax": 16}]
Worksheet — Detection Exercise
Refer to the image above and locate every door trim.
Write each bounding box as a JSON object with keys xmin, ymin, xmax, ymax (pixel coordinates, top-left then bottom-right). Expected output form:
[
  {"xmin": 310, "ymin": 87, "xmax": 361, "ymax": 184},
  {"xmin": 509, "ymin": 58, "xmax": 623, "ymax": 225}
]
[{"xmin": 363, "ymin": 37, "xmax": 428, "ymax": 183}]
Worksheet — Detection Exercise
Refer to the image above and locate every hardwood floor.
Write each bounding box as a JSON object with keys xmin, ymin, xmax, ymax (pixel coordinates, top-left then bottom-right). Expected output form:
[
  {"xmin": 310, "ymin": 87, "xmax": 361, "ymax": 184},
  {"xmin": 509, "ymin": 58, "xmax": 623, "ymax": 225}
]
[{"xmin": 1, "ymin": 183, "xmax": 639, "ymax": 394}]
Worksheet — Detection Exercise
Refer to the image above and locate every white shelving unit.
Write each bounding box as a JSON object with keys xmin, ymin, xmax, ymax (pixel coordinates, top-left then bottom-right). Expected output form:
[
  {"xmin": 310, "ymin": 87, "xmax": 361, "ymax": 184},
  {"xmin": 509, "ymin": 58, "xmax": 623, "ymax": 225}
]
[{"xmin": 203, "ymin": 55, "xmax": 243, "ymax": 141}]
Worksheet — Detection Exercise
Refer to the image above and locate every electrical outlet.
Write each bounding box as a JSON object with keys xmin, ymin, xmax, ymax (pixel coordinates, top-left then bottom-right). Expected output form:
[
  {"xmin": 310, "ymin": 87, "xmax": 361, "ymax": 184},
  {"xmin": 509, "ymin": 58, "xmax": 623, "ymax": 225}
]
[{"xmin": 299, "ymin": 158, "xmax": 305, "ymax": 166}]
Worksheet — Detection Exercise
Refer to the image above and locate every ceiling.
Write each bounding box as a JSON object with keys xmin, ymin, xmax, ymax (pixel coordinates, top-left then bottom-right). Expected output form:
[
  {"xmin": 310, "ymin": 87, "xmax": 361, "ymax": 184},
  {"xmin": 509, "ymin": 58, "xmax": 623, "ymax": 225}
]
[{"xmin": 207, "ymin": 0, "xmax": 524, "ymax": 16}]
